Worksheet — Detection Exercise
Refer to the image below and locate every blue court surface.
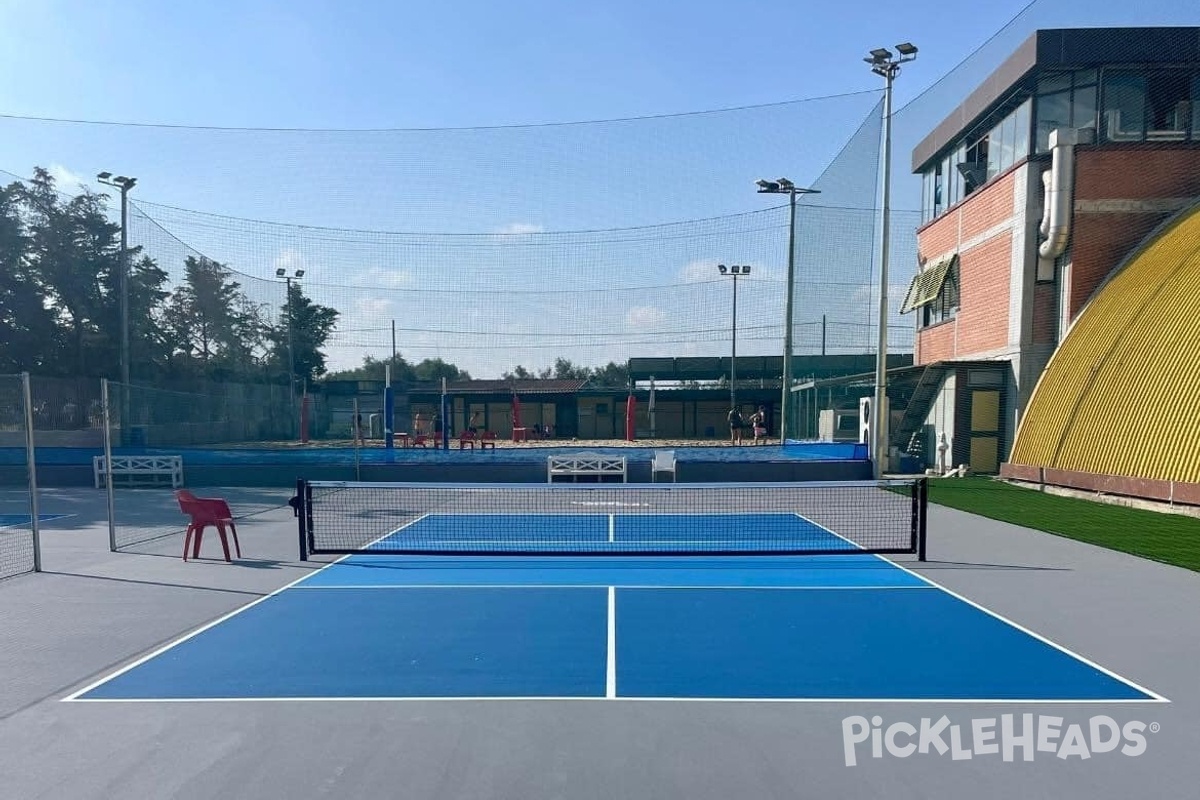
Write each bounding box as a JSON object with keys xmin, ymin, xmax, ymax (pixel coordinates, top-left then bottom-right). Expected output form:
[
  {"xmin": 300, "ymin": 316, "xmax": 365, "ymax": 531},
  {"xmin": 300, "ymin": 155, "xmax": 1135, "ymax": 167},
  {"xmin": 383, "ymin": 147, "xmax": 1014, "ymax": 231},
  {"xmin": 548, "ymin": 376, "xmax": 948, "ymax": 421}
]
[
  {"xmin": 68, "ymin": 513, "xmax": 1166, "ymax": 703},
  {"xmin": 0, "ymin": 513, "xmax": 68, "ymax": 529}
]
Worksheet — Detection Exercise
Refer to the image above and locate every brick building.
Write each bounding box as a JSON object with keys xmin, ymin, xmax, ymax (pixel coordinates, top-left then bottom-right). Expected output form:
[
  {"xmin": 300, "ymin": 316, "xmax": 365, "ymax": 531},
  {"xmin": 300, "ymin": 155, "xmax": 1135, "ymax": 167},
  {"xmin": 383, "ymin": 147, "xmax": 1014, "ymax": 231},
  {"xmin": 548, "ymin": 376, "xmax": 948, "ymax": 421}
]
[{"xmin": 900, "ymin": 27, "xmax": 1200, "ymax": 474}]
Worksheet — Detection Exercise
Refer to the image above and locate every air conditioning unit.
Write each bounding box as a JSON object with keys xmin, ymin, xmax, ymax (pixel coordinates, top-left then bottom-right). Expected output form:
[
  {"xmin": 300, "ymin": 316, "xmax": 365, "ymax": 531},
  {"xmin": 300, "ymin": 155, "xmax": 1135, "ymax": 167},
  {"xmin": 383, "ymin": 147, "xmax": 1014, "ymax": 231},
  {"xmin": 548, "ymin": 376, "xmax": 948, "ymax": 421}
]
[{"xmin": 858, "ymin": 396, "xmax": 872, "ymax": 445}]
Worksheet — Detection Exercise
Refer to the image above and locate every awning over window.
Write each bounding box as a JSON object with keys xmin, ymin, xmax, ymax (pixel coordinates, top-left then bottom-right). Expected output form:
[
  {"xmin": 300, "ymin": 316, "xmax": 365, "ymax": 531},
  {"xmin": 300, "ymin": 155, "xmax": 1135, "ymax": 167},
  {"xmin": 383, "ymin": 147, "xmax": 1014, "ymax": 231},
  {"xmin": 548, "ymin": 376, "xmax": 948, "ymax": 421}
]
[{"xmin": 900, "ymin": 254, "xmax": 958, "ymax": 314}]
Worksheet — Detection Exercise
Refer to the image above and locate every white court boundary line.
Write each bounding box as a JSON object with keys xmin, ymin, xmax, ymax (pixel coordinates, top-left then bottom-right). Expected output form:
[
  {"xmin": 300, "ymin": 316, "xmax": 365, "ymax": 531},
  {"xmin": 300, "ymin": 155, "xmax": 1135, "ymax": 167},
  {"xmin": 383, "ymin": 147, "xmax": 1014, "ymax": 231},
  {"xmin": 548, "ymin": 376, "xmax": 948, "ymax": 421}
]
[
  {"xmin": 287, "ymin": 584, "xmax": 936, "ymax": 591},
  {"xmin": 65, "ymin": 695, "xmax": 1167, "ymax": 705},
  {"xmin": 0, "ymin": 512, "xmax": 74, "ymax": 531},
  {"xmin": 63, "ymin": 509, "xmax": 1169, "ymax": 705},
  {"xmin": 61, "ymin": 515, "xmax": 431, "ymax": 703},
  {"xmin": 792, "ymin": 512, "xmax": 1170, "ymax": 704}
]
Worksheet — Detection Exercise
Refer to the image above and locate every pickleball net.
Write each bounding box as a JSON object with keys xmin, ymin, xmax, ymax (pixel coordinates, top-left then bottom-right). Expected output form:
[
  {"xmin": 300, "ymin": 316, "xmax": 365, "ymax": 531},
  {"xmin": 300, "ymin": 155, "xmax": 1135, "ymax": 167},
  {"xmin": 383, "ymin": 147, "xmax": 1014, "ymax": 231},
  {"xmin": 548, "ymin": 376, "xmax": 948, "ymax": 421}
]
[{"xmin": 297, "ymin": 479, "xmax": 928, "ymax": 558}]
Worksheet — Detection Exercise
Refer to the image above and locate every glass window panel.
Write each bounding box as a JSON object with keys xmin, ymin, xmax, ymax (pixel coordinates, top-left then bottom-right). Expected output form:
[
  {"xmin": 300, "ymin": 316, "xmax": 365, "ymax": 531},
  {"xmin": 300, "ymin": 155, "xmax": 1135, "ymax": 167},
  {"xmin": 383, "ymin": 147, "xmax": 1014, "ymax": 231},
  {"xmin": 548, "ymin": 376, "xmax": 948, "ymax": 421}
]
[
  {"xmin": 923, "ymin": 168, "xmax": 934, "ymax": 222},
  {"xmin": 1038, "ymin": 72, "xmax": 1071, "ymax": 94},
  {"xmin": 999, "ymin": 113, "xmax": 1016, "ymax": 171},
  {"xmin": 1193, "ymin": 75, "xmax": 1200, "ymax": 140},
  {"xmin": 1074, "ymin": 69, "xmax": 1098, "ymax": 87},
  {"xmin": 941, "ymin": 154, "xmax": 952, "ymax": 209},
  {"xmin": 1012, "ymin": 99, "xmax": 1031, "ymax": 161},
  {"xmin": 987, "ymin": 125, "xmax": 1002, "ymax": 179},
  {"xmin": 950, "ymin": 147, "xmax": 964, "ymax": 206},
  {"xmin": 1035, "ymin": 91, "xmax": 1071, "ymax": 152},
  {"xmin": 1102, "ymin": 70, "xmax": 1147, "ymax": 142},
  {"xmin": 1145, "ymin": 69, "xmax": 1190, "ymax": 135},
  {"xmin": 934, "ymin": 160, "xmax": 944, "ymax": 216},
  {"xmin": 1072, "ymin": 84, "xmax": 1097, "ymax": 134}
]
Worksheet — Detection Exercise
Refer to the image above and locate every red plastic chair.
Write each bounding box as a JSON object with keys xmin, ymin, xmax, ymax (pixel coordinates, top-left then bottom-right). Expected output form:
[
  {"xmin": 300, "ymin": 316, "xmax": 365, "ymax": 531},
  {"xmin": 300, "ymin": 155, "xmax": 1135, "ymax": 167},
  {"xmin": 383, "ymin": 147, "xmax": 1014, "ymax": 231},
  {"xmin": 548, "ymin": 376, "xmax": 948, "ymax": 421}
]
[{"xmin": 175, "ymin": 490, "xmax": 241, "ymax": 562}]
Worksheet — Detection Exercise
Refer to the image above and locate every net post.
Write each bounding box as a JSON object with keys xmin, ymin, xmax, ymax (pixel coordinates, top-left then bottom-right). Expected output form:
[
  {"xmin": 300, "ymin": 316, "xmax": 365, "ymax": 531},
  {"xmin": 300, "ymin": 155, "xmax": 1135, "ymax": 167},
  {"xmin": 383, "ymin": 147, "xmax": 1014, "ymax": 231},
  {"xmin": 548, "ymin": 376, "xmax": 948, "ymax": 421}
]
[
  {"xmin": 20, "ymin": 372, "xmax": 41, "ymax": 572},
  {"xmin": 296, "ymin": 478, "xmax": 308, "ymax": 561},
  {"xmin": 917, "ymin": 478, "xmax": 928, "ymax": 562}
]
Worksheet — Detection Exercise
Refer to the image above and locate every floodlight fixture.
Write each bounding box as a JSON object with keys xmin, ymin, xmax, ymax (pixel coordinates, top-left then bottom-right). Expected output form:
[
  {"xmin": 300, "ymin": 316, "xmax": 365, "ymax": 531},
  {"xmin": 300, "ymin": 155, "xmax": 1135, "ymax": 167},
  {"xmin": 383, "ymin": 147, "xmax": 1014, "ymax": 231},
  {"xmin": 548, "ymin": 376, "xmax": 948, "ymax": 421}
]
[
  {"xmin": 295, "ymin": 269, "xmax": 305, "ymax": 278},
  {"xmin": 753, "ymin": 176, "xmax": 820, "ymax": 440},
  {"xmin": 863, "ymin": 41, "xmax": 918, "ymax": 477},
  {"xmin": 96, "ymin": 169, "xmax": 137, "ymax": 401},
  {"xmin": 716, "ymin": 264, "xmax": 751, "ymax": 407},
  {"xmin": 276, "ymin": 268, "xmax": 286, "ymax": 277}
]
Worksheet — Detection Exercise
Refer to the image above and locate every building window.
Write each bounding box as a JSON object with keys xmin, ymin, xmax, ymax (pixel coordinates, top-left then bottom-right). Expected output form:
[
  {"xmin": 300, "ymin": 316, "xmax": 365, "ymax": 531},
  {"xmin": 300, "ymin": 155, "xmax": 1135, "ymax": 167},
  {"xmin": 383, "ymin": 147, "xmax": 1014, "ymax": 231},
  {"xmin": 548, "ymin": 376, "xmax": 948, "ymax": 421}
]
[
  {"xmin": 1190, "ymin": 74, "xmax": 1200, "ymax": 140},
  {"xmin": 920, "ymin": 265, "xmax": 959, "ymax": 328},
  {"xmin": 920, "ymin": 96, "xmax": 1031, "ymax": 222},
  {"xmin": 1193, "ymin": 75, "xmax": 1200, "ymax": 139},
  {"xmin": 1035, "ymin": 69, "xmax": 1100, "ymax": 152},
  {"xmin": 1035, "ymin": 88, "xmax": 1072, "ymax": 152},
  {"xmin": 1103, "ymin": 68, "xmax": 1196, "ymax": 142},
  {"xmin": 1012, "ymin": 99, "xmax": 1031, "ymax": 162}
]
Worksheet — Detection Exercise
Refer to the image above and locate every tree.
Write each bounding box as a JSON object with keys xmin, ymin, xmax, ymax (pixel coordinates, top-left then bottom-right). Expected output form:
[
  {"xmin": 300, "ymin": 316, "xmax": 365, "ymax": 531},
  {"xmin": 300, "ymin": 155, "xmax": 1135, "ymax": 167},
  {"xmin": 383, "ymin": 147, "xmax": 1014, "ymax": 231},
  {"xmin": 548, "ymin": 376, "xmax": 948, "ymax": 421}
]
[
  {"xmin": 0, "ymin": 182, "xmax": 60, "ymax": 372},
  {"xmin": 589, "ymin": 361, "xmax": 630, "ymax": 388},
  {"xmin": 411, "ymin": 357, "xmax": 469, "ymax": 383},
  {"xmin": 167, "ymin": 256, "xmax": 264, "ymax": 379},
  {"xmin": 268, "ymin": 282, "xmax": 339, "ymax": 385},
  {"xmin": 21, "ymin": 168, "xmax": 125, "ymax": 376},
  {"xmin": 502, "ymin": 365, "xmax": 536, "ymax": 380}
]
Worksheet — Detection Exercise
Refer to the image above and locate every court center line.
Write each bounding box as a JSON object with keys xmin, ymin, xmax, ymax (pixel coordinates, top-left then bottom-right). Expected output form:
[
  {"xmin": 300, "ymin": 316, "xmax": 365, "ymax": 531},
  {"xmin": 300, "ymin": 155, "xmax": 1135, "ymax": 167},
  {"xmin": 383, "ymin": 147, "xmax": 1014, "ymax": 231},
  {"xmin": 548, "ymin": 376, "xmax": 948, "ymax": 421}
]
[
  {"xmin": 606, "ymin": 586, "xmax": 616, "ymax": 699},
  {"xmin": 793, "ymin": 512, "xmax": 1171, "ymax": 703}
]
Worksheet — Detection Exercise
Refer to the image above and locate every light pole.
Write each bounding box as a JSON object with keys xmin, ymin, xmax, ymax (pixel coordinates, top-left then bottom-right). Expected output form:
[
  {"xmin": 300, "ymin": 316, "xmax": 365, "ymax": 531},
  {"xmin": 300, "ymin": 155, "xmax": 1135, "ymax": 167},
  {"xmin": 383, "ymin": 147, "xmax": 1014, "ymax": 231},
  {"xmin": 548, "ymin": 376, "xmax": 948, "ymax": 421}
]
[
  {"xmin": 717, "ymin": 264, "xmax": 750, "ymax": 408},
  {"xmin": 96, "ymin": 172, "xmax": 136, "ymax": 388},
  {"xmin": 275, "ymin": 268, "xmax": 305, "ymax": 402},
  {"xmin": 865, "ymin": 42, "xmax": 917, "ymax": 478},
  {"xmin": 756, "ymin": 178, "xmax": 820, "ymax": 442}
]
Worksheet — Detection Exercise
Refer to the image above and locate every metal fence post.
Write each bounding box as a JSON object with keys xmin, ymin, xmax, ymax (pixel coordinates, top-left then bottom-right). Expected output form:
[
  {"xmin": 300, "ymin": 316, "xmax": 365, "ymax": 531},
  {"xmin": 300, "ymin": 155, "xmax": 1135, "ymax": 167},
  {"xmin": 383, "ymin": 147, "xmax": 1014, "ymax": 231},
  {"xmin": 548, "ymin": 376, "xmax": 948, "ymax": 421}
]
[
  {"xmin": 101, "ymin": 379, "xmax": 118, "ymax": 552},
  {"xmin": 20, "ymin": 372, "xmax": 41, "ymax": 572}
]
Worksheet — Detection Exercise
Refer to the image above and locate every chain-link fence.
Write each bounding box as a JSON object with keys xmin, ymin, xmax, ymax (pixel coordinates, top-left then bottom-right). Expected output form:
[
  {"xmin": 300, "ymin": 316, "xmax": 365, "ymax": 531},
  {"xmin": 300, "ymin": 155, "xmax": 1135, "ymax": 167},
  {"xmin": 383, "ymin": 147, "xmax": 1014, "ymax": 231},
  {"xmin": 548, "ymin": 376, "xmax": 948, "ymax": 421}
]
[
  {"xmin": 0, "ymin": 373, "xmax": 41, "ymax": 579},
  {"xmin": 99, "ymin": 380, "xmax": 325, "ymax": 551}
]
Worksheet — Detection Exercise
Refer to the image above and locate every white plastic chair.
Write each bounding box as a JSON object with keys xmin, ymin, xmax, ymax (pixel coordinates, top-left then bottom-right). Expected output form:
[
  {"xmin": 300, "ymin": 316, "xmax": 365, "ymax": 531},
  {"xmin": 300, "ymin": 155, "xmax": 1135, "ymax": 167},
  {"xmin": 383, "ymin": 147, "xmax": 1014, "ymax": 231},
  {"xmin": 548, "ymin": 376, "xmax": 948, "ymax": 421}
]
[{"xmin": 651, "ymin": 450, "xmax": 677, "ymax": 482}]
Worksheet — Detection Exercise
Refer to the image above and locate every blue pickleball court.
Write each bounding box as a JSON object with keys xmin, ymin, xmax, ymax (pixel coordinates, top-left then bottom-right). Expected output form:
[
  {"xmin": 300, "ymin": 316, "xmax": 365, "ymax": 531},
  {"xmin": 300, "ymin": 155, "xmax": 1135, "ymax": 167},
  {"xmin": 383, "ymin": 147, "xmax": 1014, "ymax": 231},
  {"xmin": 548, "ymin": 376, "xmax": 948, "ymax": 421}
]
[{"xmin": 68, "ymin": 510, "xmax": 1164, "ymax": 703}]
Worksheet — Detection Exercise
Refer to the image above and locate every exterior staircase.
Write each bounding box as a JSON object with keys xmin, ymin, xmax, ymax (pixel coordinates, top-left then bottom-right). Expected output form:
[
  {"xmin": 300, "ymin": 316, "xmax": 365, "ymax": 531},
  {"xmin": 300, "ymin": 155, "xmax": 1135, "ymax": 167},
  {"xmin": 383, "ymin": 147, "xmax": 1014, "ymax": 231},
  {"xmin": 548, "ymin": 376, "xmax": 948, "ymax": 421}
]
[{"xmin": 890, "ymin": 364, "xmax": 949, "ymax": 457}]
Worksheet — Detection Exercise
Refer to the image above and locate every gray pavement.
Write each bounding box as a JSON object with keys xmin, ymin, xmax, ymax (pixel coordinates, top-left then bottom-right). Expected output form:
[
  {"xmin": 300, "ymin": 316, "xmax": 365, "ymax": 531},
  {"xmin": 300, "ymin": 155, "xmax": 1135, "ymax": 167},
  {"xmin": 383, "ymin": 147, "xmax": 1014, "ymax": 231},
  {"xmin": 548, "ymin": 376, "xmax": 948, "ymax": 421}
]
[{"xmin": 0, "ymin": 486, "xmax": 1196, "ymax": 799}]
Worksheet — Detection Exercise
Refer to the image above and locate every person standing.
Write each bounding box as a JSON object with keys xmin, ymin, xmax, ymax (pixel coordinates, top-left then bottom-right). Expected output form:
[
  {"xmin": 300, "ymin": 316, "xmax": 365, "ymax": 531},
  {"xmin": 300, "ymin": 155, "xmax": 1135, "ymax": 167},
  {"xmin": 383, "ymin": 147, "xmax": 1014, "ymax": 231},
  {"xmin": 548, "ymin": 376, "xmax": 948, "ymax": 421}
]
[
  {"xmin": 727, "ymin": 406, "xmax": 744, "ymax": 445},
  {"xmin": 750, "ymin": 405, "xmax": 767, "ymax": 445}
]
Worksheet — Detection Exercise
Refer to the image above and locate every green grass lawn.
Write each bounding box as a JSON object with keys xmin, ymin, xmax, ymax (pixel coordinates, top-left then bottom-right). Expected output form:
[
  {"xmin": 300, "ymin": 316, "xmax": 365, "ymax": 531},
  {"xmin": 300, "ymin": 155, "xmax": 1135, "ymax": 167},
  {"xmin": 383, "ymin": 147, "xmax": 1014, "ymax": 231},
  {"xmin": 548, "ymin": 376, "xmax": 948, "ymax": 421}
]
[{"xmin": 925, "ymin": 477, "xmax": 1200, "ymax": 572}]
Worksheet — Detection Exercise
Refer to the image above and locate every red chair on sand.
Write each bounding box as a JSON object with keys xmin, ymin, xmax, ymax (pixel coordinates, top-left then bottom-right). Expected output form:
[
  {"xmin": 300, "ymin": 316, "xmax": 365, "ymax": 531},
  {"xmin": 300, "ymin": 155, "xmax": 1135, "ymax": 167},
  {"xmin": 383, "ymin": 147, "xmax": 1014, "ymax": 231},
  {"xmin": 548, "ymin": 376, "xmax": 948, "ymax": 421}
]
[{"xmin": 175, "ymin": 490, "xmax": 241, "ymax": 562}]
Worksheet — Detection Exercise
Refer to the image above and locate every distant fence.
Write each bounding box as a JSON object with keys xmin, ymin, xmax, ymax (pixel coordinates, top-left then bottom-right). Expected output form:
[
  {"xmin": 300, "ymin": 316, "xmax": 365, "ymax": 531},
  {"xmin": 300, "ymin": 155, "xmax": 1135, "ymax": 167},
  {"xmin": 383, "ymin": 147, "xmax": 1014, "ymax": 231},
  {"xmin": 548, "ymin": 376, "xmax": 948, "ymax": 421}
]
[{"xmin": 0, "ymin": 373, "xmax": 41, "ymax": 579}]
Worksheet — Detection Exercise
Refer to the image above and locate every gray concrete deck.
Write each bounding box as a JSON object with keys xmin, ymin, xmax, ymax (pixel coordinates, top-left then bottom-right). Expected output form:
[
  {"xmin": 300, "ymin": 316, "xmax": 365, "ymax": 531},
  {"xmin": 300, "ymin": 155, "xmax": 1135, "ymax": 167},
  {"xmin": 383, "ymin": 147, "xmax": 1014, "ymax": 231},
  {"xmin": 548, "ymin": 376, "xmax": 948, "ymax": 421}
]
[{"xmin": 0, "ymin": 486, "xmax": 1196, "ymax": 799}]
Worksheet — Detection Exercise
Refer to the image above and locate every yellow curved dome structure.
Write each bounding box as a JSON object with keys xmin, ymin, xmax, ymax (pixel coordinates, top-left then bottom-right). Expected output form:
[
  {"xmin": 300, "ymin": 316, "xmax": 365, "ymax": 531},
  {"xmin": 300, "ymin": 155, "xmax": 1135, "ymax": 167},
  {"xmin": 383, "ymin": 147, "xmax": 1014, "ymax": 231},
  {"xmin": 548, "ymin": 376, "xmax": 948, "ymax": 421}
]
[{"xmin": 1009, "ymin": 201, "xmax": 1200, "ymax": 484}]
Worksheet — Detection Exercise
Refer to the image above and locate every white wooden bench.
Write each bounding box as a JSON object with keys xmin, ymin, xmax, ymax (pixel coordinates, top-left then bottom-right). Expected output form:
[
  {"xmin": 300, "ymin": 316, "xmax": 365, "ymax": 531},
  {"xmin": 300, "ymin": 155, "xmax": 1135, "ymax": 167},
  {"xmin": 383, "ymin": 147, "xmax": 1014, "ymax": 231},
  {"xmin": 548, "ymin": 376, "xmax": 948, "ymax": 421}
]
[
  {"xmin": 94, "ymin": 455, "xmax": 184, "ymax": 489},
  {"xmin": 547, "ymin": 453, "xmax": 627, "ymax": 483}
]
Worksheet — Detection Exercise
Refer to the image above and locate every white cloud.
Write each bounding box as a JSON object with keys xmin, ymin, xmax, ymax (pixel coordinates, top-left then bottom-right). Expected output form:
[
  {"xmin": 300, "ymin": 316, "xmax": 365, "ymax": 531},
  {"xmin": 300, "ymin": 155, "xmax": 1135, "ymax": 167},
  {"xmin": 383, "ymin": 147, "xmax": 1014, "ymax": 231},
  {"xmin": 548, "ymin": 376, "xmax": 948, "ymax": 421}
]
[
  {"xmin": 49, "ymin": 163, "xmax": 87, "ymax": 192},
  {"xmin": 358, "ymin": 266, "xmax": 415, "ymax": 289},
  {"xmin": 494, "ymin": 222, "xmax": 545, "ymax": 235},
  {"xmin": 678, "ymin": 259, "xmax": 719, "ymax": 283},
  {"xmin": 355, "ymin": 297, "xmax": 392, "ymax": 316},
  {"xmin": 273, "ymin": 248, "xmax": 306, "ymax": 273},
  {"xmin": 625, "ymin": 305, "xmax": 666, "ymax": 330}
]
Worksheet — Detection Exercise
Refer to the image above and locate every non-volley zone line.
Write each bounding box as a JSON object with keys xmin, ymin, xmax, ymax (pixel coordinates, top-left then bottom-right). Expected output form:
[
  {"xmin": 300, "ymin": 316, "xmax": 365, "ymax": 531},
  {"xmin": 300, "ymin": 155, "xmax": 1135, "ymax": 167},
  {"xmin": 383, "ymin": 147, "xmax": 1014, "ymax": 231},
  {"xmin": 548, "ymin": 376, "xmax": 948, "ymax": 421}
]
[{"xmin": 364, "ymin": 512, "xmax": 859, "ymax": 549}]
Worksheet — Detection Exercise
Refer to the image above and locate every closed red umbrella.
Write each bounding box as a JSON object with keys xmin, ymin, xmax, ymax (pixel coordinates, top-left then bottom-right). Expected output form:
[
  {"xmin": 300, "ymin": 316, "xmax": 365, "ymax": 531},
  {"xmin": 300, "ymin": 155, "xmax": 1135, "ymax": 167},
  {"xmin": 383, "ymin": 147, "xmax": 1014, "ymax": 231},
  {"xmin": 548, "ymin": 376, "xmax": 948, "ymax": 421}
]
[{"xmin": 625, "ymin": 394, "xmax": 636, "ymax": 441}]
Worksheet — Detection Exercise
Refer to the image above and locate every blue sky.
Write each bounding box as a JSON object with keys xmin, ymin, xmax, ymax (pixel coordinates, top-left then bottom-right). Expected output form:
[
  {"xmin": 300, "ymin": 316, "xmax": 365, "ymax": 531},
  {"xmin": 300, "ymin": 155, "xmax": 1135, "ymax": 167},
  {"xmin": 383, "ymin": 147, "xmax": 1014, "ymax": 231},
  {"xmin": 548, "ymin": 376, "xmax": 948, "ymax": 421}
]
[{"xmin": 1, "ymin": 0, "xmax": 1195, "ymax": 377}]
